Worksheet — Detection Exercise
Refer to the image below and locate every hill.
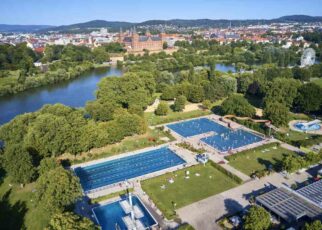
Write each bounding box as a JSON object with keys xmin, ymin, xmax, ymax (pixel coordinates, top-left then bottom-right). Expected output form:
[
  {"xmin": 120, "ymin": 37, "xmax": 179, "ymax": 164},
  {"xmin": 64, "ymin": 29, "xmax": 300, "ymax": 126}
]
[
  {"xmin": 0, "ymin": 24, "xmax": 54, "ymax": 33},
  {"xmin": 1, "ymin": 15, "xmax": 322, "ymax": 33}
]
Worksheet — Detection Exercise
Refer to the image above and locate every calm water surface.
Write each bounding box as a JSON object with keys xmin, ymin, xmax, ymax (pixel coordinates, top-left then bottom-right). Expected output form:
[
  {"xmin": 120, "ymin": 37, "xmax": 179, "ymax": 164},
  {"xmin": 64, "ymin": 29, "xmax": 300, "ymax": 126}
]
[
  {"xmin": 0, "ymin": 67, "xmax": 122, "ymax": 125},
  {"xmin": 0, "ymin": 64, "xmax": 235, "ymax": 125}
]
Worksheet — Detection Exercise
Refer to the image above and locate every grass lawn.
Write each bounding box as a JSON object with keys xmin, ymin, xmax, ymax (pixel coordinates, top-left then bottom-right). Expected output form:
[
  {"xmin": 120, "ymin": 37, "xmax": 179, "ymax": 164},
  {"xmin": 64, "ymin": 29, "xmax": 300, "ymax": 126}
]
[
  {"xmin": 145, "ymin": 110, "xmax": 211, "ymax": 126},
  {"xmin": 0, "ymin": 175, "xmax": 51, "ymax": 230},
  {"xmin": 227, "ymin": 143, "xmax": 296, "ymax": 176},
  {"xmin": 141, "ymin": 163, "xmax": 239, "ymax": 219},
  {"xmin": 286, "ymin": 130, "xmax": 312, "ymax": 142}
]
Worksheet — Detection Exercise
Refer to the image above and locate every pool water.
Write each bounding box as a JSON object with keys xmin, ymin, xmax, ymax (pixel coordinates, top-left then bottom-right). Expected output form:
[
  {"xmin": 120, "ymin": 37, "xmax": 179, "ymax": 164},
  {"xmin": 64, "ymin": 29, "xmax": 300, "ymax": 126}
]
[
  {"xmin": 294, "ymin": 122, "xmax": 321, "ymax": 131},
  {"xmin": 202, "ymin": 129, "xmax": 263, "ymax": 152},
  {"xmin": 74, "ymin": 147, "xmax": 185, "ymax": 192},
  {"xmin": 167, "ymin": 118, "xmax": 229, "ymax": 137},
  {"xmin": 93, "ymin": 195, "xmax": 157, "ymax": 230},
  {"xmin": 167, "ymin": 118, "xmax": 263, "ymax": 152}
]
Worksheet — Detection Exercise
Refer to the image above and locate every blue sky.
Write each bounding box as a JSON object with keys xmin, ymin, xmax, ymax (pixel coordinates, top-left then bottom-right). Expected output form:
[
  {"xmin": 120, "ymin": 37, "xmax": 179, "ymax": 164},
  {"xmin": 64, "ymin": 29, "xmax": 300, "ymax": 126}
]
[{"xmin": 1, "ymin": 0, "xmax": 322, "ymax": 25}]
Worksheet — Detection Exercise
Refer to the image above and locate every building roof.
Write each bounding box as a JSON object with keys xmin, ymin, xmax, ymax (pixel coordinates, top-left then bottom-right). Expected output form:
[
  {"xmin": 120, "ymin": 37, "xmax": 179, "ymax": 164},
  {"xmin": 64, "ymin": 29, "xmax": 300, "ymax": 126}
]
[
  {"xmin": 256, "ymin": 186, "xmax": 322, "ymax": 223},
  {"xmin": 296, "ymin": 179, "xmax": 322, "ymax": 208}
]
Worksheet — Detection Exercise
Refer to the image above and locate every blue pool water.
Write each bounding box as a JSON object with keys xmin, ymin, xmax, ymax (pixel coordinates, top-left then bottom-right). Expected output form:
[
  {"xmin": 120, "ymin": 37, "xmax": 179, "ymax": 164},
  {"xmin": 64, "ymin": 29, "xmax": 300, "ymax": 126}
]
[
  {"xmin": 202, "ymin": 129, "xmax": 263, "ymax": 152},
  {"xmin": 74, "ymin": 147, "xmax": 185, "ymax": 192},
  {"xmin": 167, "ymin": 118, "xmax": 229, "ymax": 137},
  {"xmin": 93, "ymin": 195, "xmax": 157, "ymax": 230},
  {"xmin": 168, "ymin": 118, "xmax": 263, "ymax": 152},
  {"xmin": 294, "ymin": 122, "xmax": 321, "ymax": 131}
]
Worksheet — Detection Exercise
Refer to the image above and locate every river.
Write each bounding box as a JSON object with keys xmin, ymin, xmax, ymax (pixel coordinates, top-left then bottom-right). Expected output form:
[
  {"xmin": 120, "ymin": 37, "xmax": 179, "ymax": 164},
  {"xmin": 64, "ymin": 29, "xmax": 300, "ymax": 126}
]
[
  {"xmin": 0, "ymin": 67, "xmax": 122, "ymax": 125},
  {"xmin": 0, "ymin": 64, "xmax": 236, "ymax": 125}
]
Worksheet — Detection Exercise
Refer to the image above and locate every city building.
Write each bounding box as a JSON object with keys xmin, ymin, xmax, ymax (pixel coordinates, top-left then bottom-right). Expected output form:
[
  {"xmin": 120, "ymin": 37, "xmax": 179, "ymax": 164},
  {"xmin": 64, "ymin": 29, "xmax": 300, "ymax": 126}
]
[{"xmin": 118, "ymin": 28, "xmax": 166, "ymax": 52}]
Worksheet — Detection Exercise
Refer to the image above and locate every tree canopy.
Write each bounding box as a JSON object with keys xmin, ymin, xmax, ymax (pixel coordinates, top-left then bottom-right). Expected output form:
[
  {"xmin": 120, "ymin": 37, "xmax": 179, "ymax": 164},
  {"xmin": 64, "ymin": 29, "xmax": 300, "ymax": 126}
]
[
  {"xmin": 243, "ymin": 206, "xmax": 271, "ymax": 230},
  {"xmin": 34, "ymin": 167, "xmax": 82, "ymax": 213},
  {"xmin": 221, "ymin": 94, "xmax": 255, "ymax": 117},
  {"xmin": 46, "ymin": 212, "xmax": 98, "ymax": 230}
]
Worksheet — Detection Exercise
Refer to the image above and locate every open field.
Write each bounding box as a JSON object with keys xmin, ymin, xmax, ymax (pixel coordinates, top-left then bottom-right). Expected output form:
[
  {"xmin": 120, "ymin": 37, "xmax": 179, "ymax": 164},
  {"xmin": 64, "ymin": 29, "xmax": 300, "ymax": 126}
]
[
  {"xmin": 227, "ymin": 143, "xmax": 296, "ymax": 176},
  {"xmin": 141, "ymin": 163, "xmax": 239, "ymax": 219},
  {"xmin": 0, "ymin": 175, "xmax": 50, "ymax": 230},
  {"xmin": 145, "ymin": 110, "xmax": 211, "ymax": 126}
]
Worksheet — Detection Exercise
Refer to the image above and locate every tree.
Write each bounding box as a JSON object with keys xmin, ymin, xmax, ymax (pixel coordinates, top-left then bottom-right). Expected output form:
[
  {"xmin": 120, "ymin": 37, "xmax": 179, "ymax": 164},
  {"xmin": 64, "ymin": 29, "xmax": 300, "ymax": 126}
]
[
  {"xmin": 163, "ymin": 42, "xmax": 168, "ymax": 49},
  {"xmin": 85, "ymin": 100, "xmax": 118, "ymax": 121},
  {"xmin": 263, "ymin": 102, "xmax": 289, "ymax": 126},
  {"xmin": 155, "ymin": 102, "xmax": 169, "ymax": 116},
  {"xmin": 243, "ymin": 206, "xmax": 271, "ymax": 230},
  {"xmin": 38, "ymin": 158, "xmax": 60, "ymax": 176},
  {"xmin": 161, "ymin": 85, "xmax": 176, "ymax": 100},
  {"xmin": 173, "ymin": 95, "xmax": 186, "ymax": 112},
  {"xmin": 202, "ymin": 100, "xmax": 212, "ymax": 110},
  {"xmin": 92, "ymin": 47, "xmax": 109, "ymax": 64},
  {"xmin": 303, "ymin": 220, "xmax": 322, "ymax": 230},
  {"xmin": 264, "ymin": 78, "xmax": 301, "ymax": 108},
  {"xmin": 3, "ymin": 145, "xmax": 36, "ymax": 184},
  {"xmin": 46, "ymin": 212, "xmax": 98, "ymax": 230},
  {"xmin": 188, "ymin": 85, "xmax": 204, "ymax": 103},
  {"xmin": 34, "ymin": 167, "xmax": 82, "ymax": 213},
  {"xmin": 295, "ymin": 83, "xmax": 322, "ymax": 113},
  {"xmin": 24, "ymin": 114, "xmax": 72, "ymax": 157},
  {"xmin": 221, "ymin": 95, "xmax": 255, "ymax": 117},
  {"xmin": 281, "ymin": 154, "xmax": 305, "ymax": 173}
]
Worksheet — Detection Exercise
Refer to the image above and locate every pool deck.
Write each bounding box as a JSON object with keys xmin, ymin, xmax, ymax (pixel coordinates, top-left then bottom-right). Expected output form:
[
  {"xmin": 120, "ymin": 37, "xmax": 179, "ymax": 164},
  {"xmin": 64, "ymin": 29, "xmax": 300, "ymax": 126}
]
[{"xmin": 162, "ymin": 114, "xmax": 273, "ymax": 182}]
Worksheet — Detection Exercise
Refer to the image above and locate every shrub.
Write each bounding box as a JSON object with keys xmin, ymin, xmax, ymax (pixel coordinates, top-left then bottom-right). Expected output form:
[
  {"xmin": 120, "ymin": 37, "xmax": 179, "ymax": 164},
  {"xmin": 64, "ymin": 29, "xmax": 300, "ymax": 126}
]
[{"xmin": 155, "ymin": 102, "xmax": 169, "ymax": 116}]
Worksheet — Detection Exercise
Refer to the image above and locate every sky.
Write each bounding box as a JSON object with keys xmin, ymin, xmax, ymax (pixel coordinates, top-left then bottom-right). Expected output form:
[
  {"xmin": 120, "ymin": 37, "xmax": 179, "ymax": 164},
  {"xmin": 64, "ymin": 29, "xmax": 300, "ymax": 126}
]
[{"xmin": 1, "ymin": 0, "xmax": 322, "ymax": 25}]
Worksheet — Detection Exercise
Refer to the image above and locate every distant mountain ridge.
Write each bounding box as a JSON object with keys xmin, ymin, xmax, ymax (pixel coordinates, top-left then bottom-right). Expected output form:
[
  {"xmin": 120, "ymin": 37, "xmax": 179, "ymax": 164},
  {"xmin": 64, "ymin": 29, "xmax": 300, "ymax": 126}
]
[
  {"xmin": 0, "ymin": 24, "xmax": 54, "ymax": 33},
  {"xmin": 1, "ymin": 15, "xmax": 322, "ymax": 33}
]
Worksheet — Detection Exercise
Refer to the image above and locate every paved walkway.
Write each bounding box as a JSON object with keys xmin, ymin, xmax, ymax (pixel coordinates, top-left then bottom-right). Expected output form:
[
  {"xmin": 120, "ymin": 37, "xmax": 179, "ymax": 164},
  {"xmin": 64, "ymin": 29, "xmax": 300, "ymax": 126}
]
[{"xmin": 177, "ymin": 171, "xmax": 312, "ymax": 230}]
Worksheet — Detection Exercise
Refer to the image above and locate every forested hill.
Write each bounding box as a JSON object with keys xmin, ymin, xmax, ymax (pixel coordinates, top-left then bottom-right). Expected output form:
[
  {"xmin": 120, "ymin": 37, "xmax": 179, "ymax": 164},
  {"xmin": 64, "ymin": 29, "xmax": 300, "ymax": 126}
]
[
  {"xmin": 39, "ymin": 15, "xmax": 322, "ymax": 33},
  {"xmin": 2, "ymin": 15, "xmax": 322, "ymax": 33},
  {"xmin": 0, "ymin": 24, "xmax": 54, "ymax": 32}
]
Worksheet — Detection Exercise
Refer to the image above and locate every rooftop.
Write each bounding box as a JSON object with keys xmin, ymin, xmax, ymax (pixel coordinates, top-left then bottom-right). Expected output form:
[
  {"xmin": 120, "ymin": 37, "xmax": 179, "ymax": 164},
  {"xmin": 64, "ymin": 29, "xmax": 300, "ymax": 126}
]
[{"xmin": 256, "ymin": 185, "xmax": 322, "ymax": 223}]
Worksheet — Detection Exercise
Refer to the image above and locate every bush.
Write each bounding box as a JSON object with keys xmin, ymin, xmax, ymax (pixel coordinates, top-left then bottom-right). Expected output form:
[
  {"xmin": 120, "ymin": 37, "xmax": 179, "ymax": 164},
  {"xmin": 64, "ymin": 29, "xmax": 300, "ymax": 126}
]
[
  {"xmin": 173, "ymin": 95, "xmax": 186, "ymax": 112},
  {"xmin": 155, "ymin": 102, "xmax": 169, "ymax": 116}
]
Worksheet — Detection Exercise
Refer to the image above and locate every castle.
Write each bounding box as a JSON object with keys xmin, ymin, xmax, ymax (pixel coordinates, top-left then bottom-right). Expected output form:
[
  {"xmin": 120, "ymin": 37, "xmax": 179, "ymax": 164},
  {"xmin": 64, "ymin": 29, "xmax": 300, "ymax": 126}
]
[{"xmin": 118, "ymin": 28, "xmax": 166, "ymax": 52}]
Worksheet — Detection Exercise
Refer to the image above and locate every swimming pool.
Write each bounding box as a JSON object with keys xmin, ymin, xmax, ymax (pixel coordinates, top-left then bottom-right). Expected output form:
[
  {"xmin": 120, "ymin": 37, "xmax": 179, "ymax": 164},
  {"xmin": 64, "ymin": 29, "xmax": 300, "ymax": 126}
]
[
  {"xmin": 201, "ymin": 129, "xmax": 263, "ymax": 152},
  {"xmin": 294, "ymin": 122, "xmax": 321, "ymax": 131},
  {"xmin": 74, "ymin": 147, "xmax": 185, "ymax": 192},
  {"xmin": 167, "ymin": 118, "xmax": 229, "ymax": 137},
  {"xmin": 93, "ymin": 195, "xmax": 157, "ymax": 230},
  {"xmin": 167, "ymin": 118, "xmax": 263, "ymax": 152}
]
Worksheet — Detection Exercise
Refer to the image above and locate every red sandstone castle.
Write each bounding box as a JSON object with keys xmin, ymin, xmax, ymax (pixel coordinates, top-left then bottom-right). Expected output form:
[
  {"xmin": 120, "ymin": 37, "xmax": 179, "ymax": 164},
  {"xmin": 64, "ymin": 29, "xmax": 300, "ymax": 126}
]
[{"xmin": 118, "ymin": 28, "xmax": 166, "ymax": 52}]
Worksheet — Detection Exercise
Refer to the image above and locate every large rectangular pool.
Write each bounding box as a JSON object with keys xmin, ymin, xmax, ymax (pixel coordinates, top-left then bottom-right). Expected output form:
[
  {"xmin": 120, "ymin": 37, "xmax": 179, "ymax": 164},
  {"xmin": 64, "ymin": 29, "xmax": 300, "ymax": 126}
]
[
  {"xmin": 167, "ymin": 118, "xmax": 229, "ymax": 137},
  {"xmin": 93, "ymin": 195, "xmax": 157, "ymax": 230},
  {"xmin": 74, "ymin": 147, "xmax": 185, "ymax": 192},
  {"xmin": 201, "ymin": 129, "xmax": 263, "ymax": 152},
  {"xmin": 167, "ymin": 118, "xmax": 263, "ymax": 153}
]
